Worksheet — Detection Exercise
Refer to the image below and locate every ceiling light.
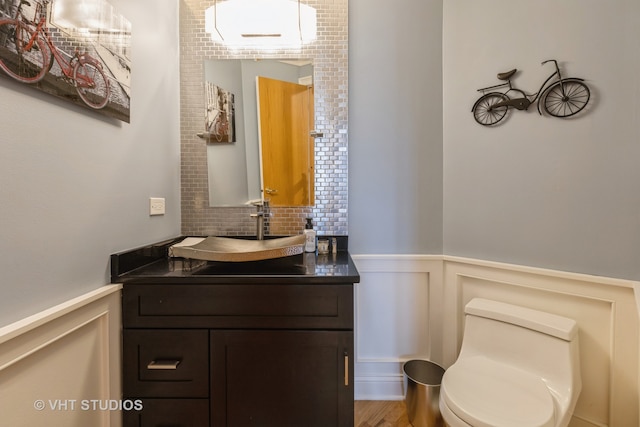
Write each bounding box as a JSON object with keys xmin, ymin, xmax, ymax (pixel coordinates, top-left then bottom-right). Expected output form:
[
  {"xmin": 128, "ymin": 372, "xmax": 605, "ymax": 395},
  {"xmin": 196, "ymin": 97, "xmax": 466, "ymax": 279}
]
[{"xmin": 205, "ymin": 0, "xmax": 317, "ymax": 48}]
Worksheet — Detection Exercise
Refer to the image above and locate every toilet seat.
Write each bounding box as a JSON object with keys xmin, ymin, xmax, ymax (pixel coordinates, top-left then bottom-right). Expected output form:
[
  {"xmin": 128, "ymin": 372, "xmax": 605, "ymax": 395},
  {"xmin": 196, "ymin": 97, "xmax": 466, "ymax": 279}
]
[{"xmin": 441, "ymin": 356, "xmax": 556, "ymax": 427}]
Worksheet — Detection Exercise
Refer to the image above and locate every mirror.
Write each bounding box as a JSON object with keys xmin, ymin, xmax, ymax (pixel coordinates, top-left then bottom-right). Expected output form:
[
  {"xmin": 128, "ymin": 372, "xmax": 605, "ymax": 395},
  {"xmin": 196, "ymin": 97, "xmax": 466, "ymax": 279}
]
[
  {"xmin": 179, "ymin": 0, "xmax": 348, "ymax": 237},
  {"xmin": 204, "ymin": 59, "xmax": 314, "ymax": 207}
]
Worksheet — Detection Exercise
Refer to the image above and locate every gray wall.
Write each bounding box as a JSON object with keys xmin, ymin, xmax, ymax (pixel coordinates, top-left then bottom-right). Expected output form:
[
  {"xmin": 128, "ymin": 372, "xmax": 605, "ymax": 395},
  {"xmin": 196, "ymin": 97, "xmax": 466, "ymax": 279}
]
[
  {"xmin": 349, "ymin": 0, "xmax": 444, "ymax": 254},
  {"xmin": 350, "ymin": 0, "xmax": 640, "ymax": 281},
  {"xmin": 0, "ymin": 0, "xmax": 181, "ymax": 327},
  {"xmin": 442, "ymin": 0, "xmax": 640, "ymax": 280},
  {"xmin": 4, "ymin": 0, "xmax": 639, "ymax": 330}
]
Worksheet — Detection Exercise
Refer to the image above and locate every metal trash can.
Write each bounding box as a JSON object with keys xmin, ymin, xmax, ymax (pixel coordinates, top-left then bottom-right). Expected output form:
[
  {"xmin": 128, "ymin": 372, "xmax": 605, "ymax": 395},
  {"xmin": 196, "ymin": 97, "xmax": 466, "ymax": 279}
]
[{"xmin": 403, "ymin": 360, "xmax": 445, "ymax": 427}]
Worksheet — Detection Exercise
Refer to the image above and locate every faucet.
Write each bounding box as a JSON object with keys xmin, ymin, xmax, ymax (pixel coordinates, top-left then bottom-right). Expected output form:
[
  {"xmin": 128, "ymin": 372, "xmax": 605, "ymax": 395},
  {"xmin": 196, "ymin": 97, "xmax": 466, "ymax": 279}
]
[{"xmin": 250, "ymin": 200, "xmax": 270, "ymax": 240}]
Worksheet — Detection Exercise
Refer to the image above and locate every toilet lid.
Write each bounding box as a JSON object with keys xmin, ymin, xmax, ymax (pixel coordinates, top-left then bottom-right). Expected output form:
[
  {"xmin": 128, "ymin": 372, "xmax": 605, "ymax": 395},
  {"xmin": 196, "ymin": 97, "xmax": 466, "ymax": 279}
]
[{"xmin": 442, "ymin": 356, "xmax": 555, "ymax": 427}]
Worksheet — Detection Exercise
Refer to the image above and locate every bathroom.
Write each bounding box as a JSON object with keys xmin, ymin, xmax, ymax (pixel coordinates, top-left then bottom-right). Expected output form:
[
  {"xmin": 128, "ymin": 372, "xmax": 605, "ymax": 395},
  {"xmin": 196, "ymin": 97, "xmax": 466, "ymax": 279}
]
[{"xmin": 0, "ymin": 0, "xmax": 639, "ymax": 426}]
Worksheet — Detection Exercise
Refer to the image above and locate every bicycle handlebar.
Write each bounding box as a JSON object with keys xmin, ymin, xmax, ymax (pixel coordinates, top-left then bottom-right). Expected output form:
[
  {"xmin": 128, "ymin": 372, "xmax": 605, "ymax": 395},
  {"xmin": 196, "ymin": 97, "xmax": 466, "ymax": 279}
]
[{"xmin": 541, "ymin": 59, "xmax": 558, "ymax": 66}]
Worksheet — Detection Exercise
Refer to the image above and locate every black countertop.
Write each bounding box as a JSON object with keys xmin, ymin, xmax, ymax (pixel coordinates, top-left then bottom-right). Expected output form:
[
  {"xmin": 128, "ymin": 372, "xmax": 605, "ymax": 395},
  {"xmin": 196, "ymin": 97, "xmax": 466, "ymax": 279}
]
[{"xmin": 111, "ymin": 236, "xmax": 360, "ymax": 285}]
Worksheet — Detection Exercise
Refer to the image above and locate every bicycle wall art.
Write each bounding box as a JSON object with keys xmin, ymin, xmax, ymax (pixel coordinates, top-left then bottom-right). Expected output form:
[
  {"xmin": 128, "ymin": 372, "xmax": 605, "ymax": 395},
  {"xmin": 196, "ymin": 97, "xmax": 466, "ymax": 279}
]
[
  {"xmin": 205, "ymin": 81, "xmax": 236, "ymax": 143},
  {"xmin": 0, "ymin": 0, "xmax": 131, "ymax": 122},
  {"xmin": 472, "ymin": 59, "xmax": 591, "ymax": 126}
]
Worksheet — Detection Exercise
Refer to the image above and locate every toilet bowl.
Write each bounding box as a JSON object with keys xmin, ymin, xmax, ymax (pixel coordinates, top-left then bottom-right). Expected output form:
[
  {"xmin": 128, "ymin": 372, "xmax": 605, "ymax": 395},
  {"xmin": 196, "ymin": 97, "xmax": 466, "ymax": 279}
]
[{"xmin": 439, "ymin": 299, "xmax": 581, "ymax": 427}]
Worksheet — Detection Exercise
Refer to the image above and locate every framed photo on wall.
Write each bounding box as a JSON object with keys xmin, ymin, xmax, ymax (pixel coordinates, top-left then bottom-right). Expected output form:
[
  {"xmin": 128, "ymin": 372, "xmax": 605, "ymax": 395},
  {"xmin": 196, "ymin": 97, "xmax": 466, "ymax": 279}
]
[{"xmin": 205, "ymin": 81, "xmax": 236, "ymax": 143}]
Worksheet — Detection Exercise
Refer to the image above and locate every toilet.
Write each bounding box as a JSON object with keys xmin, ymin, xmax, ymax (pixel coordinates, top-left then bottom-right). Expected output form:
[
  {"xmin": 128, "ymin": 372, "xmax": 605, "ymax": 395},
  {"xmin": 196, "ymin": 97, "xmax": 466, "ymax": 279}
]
[{"xmin": 439, "ymin": 298, "xmax": 581, "ymax": 427}]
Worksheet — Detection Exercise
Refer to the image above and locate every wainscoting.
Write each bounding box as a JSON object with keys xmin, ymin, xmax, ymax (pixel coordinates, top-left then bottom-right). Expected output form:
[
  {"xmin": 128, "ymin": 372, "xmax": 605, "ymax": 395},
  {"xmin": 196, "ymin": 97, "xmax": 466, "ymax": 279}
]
[
  {"xmin": 353, "ymin": 255, "xmax": 444, "ymax": 400},
  {"xmin": 0, "ymin": 285, "xmax": 122, "ymax": 427},
  {"xmin": 1, "ymin": 260, "xmax": 638, "ymax": 427},
  {"xmin": 353, "ymin": 255, "xmax": 640, "ymax": 427}
]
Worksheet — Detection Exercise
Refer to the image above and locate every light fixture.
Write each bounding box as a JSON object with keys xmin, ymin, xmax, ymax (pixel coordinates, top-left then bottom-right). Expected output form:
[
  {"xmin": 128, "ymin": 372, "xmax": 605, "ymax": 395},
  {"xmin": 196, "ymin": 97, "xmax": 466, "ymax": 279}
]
[{"xmin": 205, "ymin": 0, "xmax": 317, "ymax": 48}]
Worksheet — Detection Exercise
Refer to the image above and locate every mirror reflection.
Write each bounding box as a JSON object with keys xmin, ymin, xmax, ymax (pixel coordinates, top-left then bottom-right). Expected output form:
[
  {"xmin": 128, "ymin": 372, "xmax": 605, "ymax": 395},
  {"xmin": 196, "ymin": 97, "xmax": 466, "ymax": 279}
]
[{"xmin": 204, "ymin": 59, "xmax": 314, "ymax": 207}]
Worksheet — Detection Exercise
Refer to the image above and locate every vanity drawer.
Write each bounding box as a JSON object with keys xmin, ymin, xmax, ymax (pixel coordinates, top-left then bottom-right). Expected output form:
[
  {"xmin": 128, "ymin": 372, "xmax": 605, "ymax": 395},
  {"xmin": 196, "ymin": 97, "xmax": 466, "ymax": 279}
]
[
  {"xmin": 122, "ymin": 398, "xmax": 208, "ymax": 427},
  {"xmin": 123, "ymin": 329, "xmax": 208, "ymax": 398},
  {"xmin": 123, "ymin": 283, "xmax": 354, "ymax": 330}
]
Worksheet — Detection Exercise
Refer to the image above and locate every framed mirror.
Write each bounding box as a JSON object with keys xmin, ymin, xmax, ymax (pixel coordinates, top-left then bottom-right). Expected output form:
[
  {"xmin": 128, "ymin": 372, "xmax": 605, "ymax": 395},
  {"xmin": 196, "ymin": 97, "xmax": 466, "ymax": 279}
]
[
  {"xmin": 180, "ymin": 0, "xmax": 348, "ymax": 237},
  {"xmin": 204, "ymin": 59, "xmax": 314, "ymax": 207}
]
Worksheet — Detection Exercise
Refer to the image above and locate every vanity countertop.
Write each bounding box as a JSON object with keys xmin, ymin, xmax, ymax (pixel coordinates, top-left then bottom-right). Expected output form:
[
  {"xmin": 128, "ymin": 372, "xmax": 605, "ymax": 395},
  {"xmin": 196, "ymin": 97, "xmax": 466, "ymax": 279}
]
[{"xmin": 111, "ymin": 236, "xmax": 360, "ymax": 285}]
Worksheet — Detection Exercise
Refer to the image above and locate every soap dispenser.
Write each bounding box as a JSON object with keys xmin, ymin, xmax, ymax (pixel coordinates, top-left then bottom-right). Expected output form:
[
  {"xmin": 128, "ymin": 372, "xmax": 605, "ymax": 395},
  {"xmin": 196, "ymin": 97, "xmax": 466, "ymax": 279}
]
[{"xmin": 304, "ymin": 217, "xmax": 316, "ymax": 252}]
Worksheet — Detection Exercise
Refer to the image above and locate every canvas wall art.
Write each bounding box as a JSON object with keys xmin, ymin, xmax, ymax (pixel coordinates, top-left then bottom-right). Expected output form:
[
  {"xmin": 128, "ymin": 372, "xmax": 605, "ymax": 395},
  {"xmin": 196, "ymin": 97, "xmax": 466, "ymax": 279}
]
[
  {"xmin": 205, "ymin": 81, "xmax": 235, "ymax": 143},
  {"xmin": 0, "ymin": 0, "xmax": 131, "ymax": 122}
]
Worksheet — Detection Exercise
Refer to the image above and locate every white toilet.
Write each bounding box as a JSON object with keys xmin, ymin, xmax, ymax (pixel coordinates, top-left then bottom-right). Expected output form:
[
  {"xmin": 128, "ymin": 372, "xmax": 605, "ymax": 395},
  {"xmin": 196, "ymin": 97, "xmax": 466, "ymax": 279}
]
[{"xmin": 439, "ymin": 298, "xmax": 581, "ymax": 427}]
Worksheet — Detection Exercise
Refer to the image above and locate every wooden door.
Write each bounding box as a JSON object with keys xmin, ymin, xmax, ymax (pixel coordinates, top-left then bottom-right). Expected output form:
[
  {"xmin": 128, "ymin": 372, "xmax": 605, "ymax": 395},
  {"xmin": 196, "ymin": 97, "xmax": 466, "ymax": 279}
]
[{"xmin": 257, "ymin": 76, "xmax": 314, "ymax": 206}]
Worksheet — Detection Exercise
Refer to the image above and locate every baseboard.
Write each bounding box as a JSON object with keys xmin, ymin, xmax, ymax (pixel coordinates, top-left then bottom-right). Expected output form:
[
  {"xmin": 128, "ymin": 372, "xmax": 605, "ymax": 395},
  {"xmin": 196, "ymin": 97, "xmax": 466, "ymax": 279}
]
[{"xmin": 355, "ymin": 374, "xmax": 405, "ymax": 401}]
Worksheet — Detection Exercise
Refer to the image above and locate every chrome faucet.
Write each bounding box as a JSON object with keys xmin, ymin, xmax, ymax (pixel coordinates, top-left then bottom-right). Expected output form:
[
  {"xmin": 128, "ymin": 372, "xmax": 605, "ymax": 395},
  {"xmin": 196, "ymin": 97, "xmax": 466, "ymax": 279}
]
[{"xmin": 250, "ymin": 200, "xmax": 270, "ymax": 240}]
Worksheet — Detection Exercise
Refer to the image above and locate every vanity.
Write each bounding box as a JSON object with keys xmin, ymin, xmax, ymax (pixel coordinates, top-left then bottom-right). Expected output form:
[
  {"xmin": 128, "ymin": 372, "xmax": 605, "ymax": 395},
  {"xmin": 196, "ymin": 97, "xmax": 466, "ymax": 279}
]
[{"xmin": 111, "ymin": 237, "xmax": 360, "ymax": 427}]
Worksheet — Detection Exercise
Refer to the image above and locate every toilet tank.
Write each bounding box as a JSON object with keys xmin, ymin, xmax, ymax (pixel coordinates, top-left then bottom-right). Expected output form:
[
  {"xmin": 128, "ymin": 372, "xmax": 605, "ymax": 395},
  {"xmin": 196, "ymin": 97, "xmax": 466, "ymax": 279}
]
[{"xmin": 458, "ymin": 299, "xmax": 581, "ymax": 402}]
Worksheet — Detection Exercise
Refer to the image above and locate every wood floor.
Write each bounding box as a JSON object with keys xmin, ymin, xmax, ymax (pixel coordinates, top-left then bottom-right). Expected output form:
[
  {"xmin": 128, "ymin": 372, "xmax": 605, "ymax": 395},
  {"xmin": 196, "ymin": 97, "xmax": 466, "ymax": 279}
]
[{"xmin": 354, "ymin": 400, "xmax": 412, "ymax": 427}]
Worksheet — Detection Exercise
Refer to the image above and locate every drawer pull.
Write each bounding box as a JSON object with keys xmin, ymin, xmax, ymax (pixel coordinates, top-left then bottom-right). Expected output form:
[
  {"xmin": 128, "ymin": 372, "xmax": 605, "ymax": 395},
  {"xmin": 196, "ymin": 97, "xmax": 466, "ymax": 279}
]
[
  {"xmin": 344, "ymin": 352, "xmax": 349, "ymax": 386},
  {"xmin": 147, "ymin": 359, "xmax": 181, "ymax": 370}
]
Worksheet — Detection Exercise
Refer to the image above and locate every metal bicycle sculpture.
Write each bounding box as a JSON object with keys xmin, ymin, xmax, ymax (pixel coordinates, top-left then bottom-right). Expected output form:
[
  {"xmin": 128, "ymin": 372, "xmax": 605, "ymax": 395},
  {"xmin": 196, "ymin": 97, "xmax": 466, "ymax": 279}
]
[{"xmin": 472, "ymin": 59, "xmax": 590, "ymax": 126}]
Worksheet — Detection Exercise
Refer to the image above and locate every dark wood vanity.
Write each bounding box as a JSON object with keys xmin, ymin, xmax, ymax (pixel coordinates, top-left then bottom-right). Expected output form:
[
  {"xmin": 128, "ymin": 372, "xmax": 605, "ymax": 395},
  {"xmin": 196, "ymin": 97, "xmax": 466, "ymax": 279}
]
[{"xmin": 112, "ymin": 238, "xmax": 359, "ymax": 427}]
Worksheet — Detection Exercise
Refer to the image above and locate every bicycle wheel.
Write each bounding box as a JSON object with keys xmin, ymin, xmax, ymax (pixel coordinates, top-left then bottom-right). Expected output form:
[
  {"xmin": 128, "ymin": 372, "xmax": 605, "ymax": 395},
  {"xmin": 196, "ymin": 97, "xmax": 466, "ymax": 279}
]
[
  {"xmin": 542, "ymin": 79, "xmax": 590, "ymax": 118},
  {"xmin": 73, "ymin": 60, "xmax": 110, "ymax": 109},
  {"xmin": 213, "ymin": 120, "xmax": 224, "ymax": 141},
  {"xmin": 0, "ymin": 19, "xmax": 49, "ymax": 83},
  {"xmin": 473, "ymin": 92, "xmax": 510, "ymax": 126}
]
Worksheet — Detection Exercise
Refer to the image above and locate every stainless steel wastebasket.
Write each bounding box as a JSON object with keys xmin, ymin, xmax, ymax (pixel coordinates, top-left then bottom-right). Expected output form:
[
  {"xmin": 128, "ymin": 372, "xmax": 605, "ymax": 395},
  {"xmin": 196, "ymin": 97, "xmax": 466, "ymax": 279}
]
[{"xmin": 403, "ymin": 360, "xmax": 445, "ymax": 427}]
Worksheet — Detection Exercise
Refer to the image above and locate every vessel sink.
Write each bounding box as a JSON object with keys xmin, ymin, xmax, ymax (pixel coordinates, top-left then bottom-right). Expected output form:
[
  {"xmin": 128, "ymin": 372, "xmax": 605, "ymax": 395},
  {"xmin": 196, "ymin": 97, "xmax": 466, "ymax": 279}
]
[{"xmin": 169, "ymin": 235, "xmax": 305, "ymax": 262}]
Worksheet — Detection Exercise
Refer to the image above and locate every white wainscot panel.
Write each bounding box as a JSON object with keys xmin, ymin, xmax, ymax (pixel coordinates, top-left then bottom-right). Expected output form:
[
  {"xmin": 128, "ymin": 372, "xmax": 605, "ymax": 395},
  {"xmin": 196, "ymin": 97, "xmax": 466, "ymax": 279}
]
[
  {"xmin": 0, "ymin": 285, "xmax": 122, "ymax": 427},
  {"xmin": 352, "ymin": 256, "xmax": 443, "ymax": 400}
]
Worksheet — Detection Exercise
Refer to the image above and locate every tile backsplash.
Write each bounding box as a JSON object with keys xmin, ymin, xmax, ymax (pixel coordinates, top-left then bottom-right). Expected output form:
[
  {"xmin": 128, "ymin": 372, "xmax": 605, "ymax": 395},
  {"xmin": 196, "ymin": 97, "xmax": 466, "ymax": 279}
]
[{"xmin": 180, "ymin": 0, "xmax": 348, "ymax": 237}]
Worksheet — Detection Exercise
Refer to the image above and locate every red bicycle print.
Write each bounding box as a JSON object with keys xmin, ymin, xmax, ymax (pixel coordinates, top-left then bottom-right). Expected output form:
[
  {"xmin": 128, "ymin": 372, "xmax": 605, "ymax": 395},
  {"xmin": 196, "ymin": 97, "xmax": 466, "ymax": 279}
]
[
  {"xmin": 208, "ymin": 109, "xmax": 230, "ymax": 142},
  {"xmin": 0, "ymin": 0, "xmax": 110, "ymax": 109}
]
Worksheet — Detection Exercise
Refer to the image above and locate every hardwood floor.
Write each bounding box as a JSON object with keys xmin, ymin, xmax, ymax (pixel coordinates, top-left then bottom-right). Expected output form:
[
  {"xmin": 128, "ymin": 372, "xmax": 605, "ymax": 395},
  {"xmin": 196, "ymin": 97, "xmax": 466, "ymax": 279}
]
[{"xmin": 354, "ymin": 400, "xmax": 412, "ymax": 427}]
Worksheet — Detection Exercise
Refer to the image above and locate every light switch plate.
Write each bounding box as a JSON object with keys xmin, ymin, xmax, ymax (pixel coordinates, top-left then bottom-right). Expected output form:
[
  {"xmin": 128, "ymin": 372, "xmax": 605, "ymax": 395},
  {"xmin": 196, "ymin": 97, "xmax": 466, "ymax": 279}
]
[{"xmin": 149, "ymin": 197, "xmax": 165, "ymax": 216}]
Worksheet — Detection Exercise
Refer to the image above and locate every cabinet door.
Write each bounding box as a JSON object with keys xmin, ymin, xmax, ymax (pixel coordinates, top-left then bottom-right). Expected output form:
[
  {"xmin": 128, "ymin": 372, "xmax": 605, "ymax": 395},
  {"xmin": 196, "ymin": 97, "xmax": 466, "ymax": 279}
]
[{"xmin": 211, "ymin": 330, "xmax": 354, "ymax": 427}]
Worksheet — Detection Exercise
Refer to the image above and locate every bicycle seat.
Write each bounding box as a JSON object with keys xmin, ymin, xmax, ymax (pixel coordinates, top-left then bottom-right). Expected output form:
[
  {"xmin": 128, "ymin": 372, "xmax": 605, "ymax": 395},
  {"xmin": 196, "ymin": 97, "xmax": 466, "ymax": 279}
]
[{"xmin": 497, "ymin": 69, "xmax": 517, "ymax": 81}]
